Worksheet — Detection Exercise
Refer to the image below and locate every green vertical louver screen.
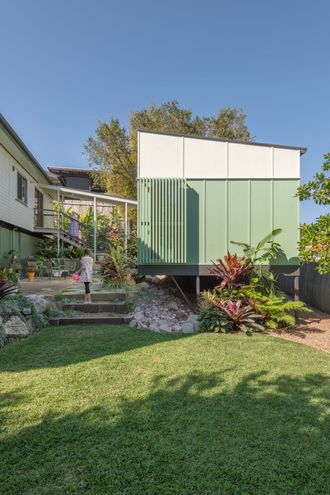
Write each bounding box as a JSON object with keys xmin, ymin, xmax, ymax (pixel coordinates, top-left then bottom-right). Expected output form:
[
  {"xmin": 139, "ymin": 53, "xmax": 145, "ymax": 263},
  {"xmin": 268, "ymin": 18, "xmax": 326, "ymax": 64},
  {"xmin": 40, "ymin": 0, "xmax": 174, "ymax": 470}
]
[{"xmin": 138, "ymin": 178, "xmax": 186, "ymax": 264}]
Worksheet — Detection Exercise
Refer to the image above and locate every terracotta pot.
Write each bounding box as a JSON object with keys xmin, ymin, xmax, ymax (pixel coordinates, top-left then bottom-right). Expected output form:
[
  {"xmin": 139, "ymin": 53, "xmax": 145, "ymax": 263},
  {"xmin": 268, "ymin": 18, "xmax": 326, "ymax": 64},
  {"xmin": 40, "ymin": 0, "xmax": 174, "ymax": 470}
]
[{"xmin": 27, "ymin": 271, "xmax": 35, "ymax": 282}]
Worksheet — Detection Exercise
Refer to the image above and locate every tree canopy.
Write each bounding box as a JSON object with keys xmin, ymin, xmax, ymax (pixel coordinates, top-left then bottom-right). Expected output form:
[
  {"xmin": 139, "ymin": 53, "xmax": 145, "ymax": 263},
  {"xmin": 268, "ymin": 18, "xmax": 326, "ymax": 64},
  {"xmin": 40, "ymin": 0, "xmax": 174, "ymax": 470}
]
[
  {"xmin": 297, "ymin": 154, "xmax": 330, "ymax": 274},
  {"xmin": 84, "ymin": 101, "xmax": 253, "ymax": 199}
]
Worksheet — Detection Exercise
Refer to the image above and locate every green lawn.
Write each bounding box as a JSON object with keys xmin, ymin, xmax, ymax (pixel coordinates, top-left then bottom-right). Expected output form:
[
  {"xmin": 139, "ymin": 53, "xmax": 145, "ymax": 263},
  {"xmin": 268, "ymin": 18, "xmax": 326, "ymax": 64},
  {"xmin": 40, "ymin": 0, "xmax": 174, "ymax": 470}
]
[{"xmin": 0, "ymin": 326, "xmax": 329, "ymax": 495}]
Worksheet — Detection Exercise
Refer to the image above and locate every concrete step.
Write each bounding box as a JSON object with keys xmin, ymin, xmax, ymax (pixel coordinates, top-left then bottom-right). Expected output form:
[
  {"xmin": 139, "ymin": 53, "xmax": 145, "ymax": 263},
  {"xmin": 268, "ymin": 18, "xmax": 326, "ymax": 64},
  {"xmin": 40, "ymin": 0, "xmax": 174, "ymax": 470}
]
[
  {"xmin": 49, "ymin": 314, "xmax": 131, "ymax": 326},
  {"xmin": 60, "ymin": 291, "xmax": 126, "ymax": 302},
  {"xmin": 62, "ymin": 302, "xmax": 127, "ymax": 313}
]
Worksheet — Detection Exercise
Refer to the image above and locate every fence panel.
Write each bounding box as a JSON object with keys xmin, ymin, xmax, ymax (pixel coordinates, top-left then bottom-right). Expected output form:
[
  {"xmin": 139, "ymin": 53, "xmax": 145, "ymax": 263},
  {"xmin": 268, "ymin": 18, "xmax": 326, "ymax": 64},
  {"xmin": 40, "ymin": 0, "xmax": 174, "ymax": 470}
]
[{"xmin": 277, "ymin": 263, "xmax": 330, "ymax": 313}]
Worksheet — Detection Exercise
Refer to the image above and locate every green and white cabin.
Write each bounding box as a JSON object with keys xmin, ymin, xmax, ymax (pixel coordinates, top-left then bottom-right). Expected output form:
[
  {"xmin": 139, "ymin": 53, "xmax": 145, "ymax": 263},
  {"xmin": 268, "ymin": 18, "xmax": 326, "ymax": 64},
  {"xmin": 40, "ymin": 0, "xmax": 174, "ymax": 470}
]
[{"xmin": 137, "ymin": 130, "xmax": 306, "ymax": 286}]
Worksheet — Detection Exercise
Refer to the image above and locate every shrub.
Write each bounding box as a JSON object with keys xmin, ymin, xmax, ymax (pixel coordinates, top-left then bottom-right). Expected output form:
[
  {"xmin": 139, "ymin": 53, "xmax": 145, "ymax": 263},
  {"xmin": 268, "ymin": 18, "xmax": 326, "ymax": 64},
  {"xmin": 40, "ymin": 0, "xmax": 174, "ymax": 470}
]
[
  {"xmin": 214, "ymin": 300, "xmax": 264, "ymax": 335},
  {"xmin": 0, "ymin": 281, "xmax": 17, "ymax": 300},
  {"xmin": 100, "ymin": 246, "xmax": 129, "ymax": 288},
  {"xmin": 198, "ymin": 295, "xmax": 227, "ymax": 333},
  {"xmin": 209, "ymin": 253, "xmax": 251, "ymax": 290}
]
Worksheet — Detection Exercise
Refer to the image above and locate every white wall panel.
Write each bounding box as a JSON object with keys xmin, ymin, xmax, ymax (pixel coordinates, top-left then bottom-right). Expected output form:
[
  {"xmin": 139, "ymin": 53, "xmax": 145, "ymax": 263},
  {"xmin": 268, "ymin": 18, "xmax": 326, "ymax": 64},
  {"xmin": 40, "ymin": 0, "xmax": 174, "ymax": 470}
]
[
  {"xmin": 273, "ymin": 148, "xmax": 300, "ymax": 178},
  {"xmin": 139, "ymin": 132, "xmax": 183, "ymax": 178},
  {"xmin": 184, "ymin": 138, "xmax": 227, "ymax": 178},
  {"xmin": 228, "ymin": 143, "xmax": 272, "ymax": 178},
  {"xmin": 138, "ymin": 131, "xmax": 302, "ymax": 179}
]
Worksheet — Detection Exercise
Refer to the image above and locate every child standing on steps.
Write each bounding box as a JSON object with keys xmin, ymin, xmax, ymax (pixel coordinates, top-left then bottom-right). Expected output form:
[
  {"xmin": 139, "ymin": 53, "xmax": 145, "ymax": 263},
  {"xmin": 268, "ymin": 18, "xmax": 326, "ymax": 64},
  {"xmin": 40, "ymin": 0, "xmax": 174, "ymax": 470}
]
[{"xmin": 77, "ymin": 248, "xmax": 94, "ymax": 304}]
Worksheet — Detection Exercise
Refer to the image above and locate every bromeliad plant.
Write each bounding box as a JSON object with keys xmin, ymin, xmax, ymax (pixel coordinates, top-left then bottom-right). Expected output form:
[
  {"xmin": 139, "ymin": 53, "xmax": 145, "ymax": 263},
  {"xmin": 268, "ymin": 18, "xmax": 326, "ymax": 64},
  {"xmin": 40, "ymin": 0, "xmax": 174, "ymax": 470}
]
[
  {"xmin": 214, "ymin": 300, "xmax": 265, "ymax": 335},
  {"xmin": 209, "ymin": 253, "xmax": 251, "ymax": 290},
  {"xmin": 198, "ymin": 240, "xmax": 309, "ymax": 334}
]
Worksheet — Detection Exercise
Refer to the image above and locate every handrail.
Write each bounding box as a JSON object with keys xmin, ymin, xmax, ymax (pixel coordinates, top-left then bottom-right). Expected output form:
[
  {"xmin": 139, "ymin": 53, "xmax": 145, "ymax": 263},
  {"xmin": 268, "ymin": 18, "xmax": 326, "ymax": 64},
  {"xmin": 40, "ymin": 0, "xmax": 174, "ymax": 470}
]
[{"xmin": 33, "ymin": 208, "xmax": 131, "ymax": 254}]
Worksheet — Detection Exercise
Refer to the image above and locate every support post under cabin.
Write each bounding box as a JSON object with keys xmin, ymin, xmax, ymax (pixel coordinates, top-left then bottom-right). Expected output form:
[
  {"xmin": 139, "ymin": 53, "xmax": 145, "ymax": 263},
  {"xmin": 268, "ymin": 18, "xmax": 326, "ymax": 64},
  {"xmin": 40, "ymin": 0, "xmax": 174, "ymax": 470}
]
[{"xmin": 196, "ymin": 275, "xmax": 200, "ymax": 297}]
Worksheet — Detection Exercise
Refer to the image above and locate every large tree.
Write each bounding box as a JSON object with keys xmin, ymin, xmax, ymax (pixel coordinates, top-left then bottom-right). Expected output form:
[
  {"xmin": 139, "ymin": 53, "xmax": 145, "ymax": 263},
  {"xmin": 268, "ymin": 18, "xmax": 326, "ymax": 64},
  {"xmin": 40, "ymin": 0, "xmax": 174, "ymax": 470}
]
[
  {"xmin": 84, "ymin": 101, "xmax": 252, "ymax": 199},
  {"xmin": 296, "ymin": 153, "xmax": 330, "ymax": 274}
]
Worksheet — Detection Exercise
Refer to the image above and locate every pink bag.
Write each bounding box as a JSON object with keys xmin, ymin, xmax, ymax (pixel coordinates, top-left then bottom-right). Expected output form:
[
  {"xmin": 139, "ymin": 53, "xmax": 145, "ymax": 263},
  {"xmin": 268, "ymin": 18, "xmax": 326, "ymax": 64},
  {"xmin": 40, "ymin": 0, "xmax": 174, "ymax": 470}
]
[{"xmin": 72, "ymin": 272, "xmax": 79, "ymax": 281}]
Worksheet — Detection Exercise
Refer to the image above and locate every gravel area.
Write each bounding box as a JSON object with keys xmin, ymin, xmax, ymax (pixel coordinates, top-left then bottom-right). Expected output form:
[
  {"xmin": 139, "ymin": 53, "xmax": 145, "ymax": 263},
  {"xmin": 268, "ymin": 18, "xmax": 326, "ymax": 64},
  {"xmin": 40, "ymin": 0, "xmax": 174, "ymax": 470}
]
[{"xmin": 269, "ymin": 307, "xmax": 330, "ymax": 353}]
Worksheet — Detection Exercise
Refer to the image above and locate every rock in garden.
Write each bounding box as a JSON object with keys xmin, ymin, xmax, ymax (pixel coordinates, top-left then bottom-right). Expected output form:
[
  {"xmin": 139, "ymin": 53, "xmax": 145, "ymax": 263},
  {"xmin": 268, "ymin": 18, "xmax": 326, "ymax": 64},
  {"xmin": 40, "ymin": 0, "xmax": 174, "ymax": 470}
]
[
  {"xmin": 181, "ymin": 322, "xmax": 195, "ymax": 333},
  {"xmin": 25, "ymin": 295, "xmax": 49, "ymax": 313},
  {"xmin": 186, "ymin": 314, "xmax": 199, "ymax": 331},
  {"xmin": 129, "ymin": 319, "xmax": 137, "ymax": 328},
  {"xmin": 159, "ymin": 320, "xmax": 174, "ymax": 332},
  {"xmin": 21, "ymin": 308, "xmax": 32, "ymax": 316},
  {"xmin": 167, "ymin": 301, "xmax": 178, "ymax": 311},
  {"xmin": 3, "ymin": 316, "xmax": 31, "ymax": 336},
  {"xmin": 134, "ymin": 312, "xmax": 144, "ymax": 322}
]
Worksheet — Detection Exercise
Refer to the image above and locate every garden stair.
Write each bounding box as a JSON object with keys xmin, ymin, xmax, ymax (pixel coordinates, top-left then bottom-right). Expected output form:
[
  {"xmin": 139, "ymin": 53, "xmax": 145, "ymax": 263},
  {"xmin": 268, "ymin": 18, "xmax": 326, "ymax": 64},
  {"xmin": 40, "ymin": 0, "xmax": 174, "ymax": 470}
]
[{"xmin": 49, "ymin": 289, "xmax": 132, "ymax": 326}]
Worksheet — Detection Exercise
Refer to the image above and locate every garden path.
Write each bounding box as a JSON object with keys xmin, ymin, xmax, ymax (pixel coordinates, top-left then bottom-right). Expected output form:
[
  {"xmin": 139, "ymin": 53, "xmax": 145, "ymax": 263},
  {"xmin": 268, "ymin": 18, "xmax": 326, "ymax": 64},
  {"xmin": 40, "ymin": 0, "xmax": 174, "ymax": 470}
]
[{"xmin": 270, "ymin": 307, "xmax": 330, "ymax": 353}]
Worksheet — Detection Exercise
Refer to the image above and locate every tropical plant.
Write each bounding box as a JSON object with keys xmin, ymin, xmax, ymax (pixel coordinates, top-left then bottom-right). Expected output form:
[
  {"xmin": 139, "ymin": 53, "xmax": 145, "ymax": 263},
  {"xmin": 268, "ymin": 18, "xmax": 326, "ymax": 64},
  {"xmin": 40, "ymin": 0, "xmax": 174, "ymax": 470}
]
[
  {"xmin": 244, "ymin": 288, "xmax": 310, "ymax": 329},
  {"xmin": 0, "ymin": 280, "xmax": 17, "ymax": 300},
  {"xmin": 100, "ymin": 246, "xmax": 129, "ymax": 288},
  {"xmin": 213, "ymin": 300, "xmax": 264, "ymax": 335},
  {"xmin": 209, "ymin": 253, "xmax": 251, "ymax": 290},
  {"xmin": 298, "ymin": 214, "xmax": 330, "ymax": 274},
  {"xmin": 296, "ymin": 154, "xmax": 330, "ymax": 274},
  {"xmin": 198, "ymin": 293, "xmax": 227, "ymax": 332},
  {"xmin": 231, "ymin": 229, "xmax": 282, "ymax": 265}
]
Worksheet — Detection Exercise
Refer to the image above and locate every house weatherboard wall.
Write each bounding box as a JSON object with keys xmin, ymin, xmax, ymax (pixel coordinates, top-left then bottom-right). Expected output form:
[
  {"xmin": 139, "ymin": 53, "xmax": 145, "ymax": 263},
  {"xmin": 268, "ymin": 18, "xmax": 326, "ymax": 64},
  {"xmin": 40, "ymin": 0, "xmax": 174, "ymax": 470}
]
[
  {"xmin": 0, "ymin": 114, "xmax": 53, "ymax": 259},
  {"xmin": 137, "ymin": 130, "xmax": 306, "ymax": 285},
  {"xmin": 0, "ymin": 114, "xmax": 138, "ymax": 262}
]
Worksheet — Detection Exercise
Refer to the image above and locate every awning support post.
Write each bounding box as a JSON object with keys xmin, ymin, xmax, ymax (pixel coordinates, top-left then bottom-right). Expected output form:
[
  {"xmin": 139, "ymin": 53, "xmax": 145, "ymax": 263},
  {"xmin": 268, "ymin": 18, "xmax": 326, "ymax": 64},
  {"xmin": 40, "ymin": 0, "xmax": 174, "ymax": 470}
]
[
  {"xmin": 57, "ymin": 188, "xmax": 60, "ymax": 258},
  {"xmin": 93, "ymin": 196, "xmax": 97, "ymax": 261},
  {"xmin": 124, "ymin": 202, "xmax": 128, "ymax": 255}
]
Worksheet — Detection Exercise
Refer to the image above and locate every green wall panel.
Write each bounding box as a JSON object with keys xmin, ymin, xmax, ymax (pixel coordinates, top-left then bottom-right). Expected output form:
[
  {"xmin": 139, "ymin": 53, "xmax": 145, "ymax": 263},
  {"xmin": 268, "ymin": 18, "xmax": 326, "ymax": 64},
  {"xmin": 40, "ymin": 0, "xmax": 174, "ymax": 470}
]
[
  {"xmin": 138, "ymin": 178, "xmax": 299, "ymax": 267},
  {"xmin": 0, "ymin": 225, "xmax": 39, "ymax": 260},
  {"xmin": 227, "ymin": 181, "xmax": 250, "ymax": 257},
  {"xmin": 186, "ymin": 181, "xmax": 203, "ymax": 264},
  {"xmin": 205, "ymin": 181, "xmax": 227, "ymax": 263},
  {"xmin": 185, "ymin": 179, "xmax": 299, "ymax": 266},
  {"xmin": 250, "ymin": 180, "xmax": 273, "ymax": 248},
  {"xmin": 273, "ymin": 180, "xmax": 300, "ymax": 265}
]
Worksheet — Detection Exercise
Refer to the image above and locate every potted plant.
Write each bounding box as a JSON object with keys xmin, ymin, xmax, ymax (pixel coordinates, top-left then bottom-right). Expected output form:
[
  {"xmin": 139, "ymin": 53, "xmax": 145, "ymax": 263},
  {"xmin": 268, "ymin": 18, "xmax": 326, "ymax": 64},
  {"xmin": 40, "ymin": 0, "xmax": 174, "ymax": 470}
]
[{"xmin": 26, "ymin": 258, "xmax": 38, "ymax": 282}]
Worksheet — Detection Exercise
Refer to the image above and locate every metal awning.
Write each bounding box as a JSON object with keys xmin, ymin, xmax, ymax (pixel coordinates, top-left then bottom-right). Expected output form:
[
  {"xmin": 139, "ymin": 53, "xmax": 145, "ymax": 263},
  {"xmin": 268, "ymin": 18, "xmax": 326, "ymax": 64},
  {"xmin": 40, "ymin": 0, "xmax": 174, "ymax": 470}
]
[{"xmin": 38, "ymin": 184, "xmax": 137, "ymax": 207}]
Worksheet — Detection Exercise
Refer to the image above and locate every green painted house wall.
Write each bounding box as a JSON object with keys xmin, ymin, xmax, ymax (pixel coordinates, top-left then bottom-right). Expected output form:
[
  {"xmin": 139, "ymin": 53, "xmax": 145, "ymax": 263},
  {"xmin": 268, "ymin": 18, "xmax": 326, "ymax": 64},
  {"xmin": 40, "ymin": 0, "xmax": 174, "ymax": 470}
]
[
  {"xmin": 0, "ymin": 224, "xmax": 39, "ymax": 260},
  {"xmin": 138, "ymin": 178, "xmax": 299, "ymax": 267}
]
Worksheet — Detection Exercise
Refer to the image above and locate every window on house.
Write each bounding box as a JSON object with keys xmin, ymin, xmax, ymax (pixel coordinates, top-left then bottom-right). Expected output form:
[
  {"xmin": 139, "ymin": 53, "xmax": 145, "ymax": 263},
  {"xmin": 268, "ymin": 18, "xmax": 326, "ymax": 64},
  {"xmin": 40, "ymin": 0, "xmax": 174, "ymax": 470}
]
[{"xmin": 17, "ymin": 172, "xmax": 28, "ymax": 205}]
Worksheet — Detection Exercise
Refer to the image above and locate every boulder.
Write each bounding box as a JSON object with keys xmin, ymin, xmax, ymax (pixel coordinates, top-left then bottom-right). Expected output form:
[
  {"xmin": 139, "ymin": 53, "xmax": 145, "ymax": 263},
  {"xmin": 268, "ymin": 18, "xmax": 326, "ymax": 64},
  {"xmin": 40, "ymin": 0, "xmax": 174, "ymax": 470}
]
[
  {"xmin": 181, "ymin": 322, "xmax": 195, "ymax": 334},
  {"xmin": 134, "ymin": 311, "xmax": 144, "ymax": 322},
  {"xmin": 129, "ymin": 319, "xmax": 137, "ymax": 328},
  {"xmin": 21, "ymin": 307, "xmax": 32, "ymax": 316},
  {"xmin": 159, "ymin": 320, "xmax": 174, "ymax": 332},
  {"xmin": 186, "ymin": 314, "xmax": 200, "ymax": 332},
  {"xmin": 3, "ymin": 316, "xmax": 31, "ymax": 336},
  {"xmin": 167, "ymin": 301, "xmax": 179, "ymax": 311},
  {"xmin": 25, "ymin": 295, "xmax": 49, "ymax": 313},
  {"xmin": 137, "ymin": 281, "xmax": 150, "ymax": 290}
]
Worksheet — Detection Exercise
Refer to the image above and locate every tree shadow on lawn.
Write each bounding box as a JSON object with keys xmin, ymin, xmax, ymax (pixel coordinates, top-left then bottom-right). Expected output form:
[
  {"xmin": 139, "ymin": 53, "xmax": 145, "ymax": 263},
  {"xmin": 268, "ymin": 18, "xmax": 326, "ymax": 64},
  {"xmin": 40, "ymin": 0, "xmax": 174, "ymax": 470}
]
[
  {"xmin": 1, "ymin": 371, "xmax": 329, "ymax": 495},
  {"xmin": 0, "ymin": 325, "xmax": 193, "ymax": 372}
]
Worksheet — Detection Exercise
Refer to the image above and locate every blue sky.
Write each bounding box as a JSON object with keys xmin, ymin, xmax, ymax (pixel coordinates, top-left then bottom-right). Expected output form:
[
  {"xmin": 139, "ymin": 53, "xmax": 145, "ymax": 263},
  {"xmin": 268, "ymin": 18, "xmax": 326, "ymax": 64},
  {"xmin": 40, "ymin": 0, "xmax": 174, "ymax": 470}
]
[{"xmin": 0, "ymin": 0, "xmax": 329, "ymax": 223}]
